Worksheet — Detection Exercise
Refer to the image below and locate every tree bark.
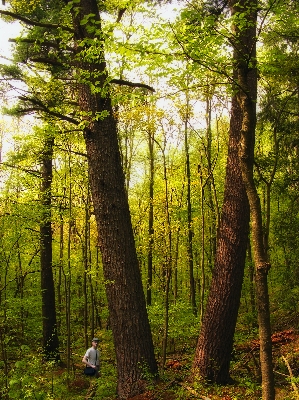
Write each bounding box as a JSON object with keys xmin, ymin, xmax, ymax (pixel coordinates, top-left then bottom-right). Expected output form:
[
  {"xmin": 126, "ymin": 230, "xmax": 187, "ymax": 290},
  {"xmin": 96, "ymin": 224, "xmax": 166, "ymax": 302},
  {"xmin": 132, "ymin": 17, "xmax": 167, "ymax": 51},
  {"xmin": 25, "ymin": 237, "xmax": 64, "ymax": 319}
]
[
  {"xmin": 70, "ymin": 1, "xmax": 157, "ymax": 397},
  {"xmin": 40, "ymin": 132, "xmax": 60, "ymax": 361},
  {"xmin": 192, "ymin": 92, "xmax": 250, "ymax": 383},
  {"xmin": 232, "ymin": 0, "xmax": 275, "ymax": 398}
]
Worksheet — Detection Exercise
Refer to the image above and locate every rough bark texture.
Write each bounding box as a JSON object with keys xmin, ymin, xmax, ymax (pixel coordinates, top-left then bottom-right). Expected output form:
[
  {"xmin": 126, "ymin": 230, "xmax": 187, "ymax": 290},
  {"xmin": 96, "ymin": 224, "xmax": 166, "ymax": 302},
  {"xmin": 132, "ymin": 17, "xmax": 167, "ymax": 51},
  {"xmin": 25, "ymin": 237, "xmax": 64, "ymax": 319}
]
[
  {"xmin": 192, "ymin": 93, "xmax": 250, "ymax": 383},
  {"xmin": 70, "ymin": 1, "xmax": 158, "ymax": 398},
  {"xmin": 40, "ymin": 134, "xmax": 60, "ymax": 361}
]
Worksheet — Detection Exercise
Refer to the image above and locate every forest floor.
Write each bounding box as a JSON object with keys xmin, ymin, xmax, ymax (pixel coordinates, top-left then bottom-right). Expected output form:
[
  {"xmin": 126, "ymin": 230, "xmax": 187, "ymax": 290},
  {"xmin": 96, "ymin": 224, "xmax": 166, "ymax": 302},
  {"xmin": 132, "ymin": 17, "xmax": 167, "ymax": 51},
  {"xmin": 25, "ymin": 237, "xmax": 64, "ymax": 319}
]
[
  {"xmin": 120, "ymin": 330, "xmax": 299, "ymax": 400},
  {"xmin": 65, "ymin": 329, "xmax": 299, "ymax": 400}
]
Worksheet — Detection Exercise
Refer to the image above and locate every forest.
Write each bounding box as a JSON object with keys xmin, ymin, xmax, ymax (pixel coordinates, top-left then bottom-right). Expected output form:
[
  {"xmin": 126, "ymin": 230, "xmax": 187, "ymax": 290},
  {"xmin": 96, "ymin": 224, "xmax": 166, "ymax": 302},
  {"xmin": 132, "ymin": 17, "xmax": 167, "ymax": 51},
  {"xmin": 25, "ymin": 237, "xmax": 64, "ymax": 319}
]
[{"xmin": 0, "ymin": 0, "xmax": 299, "ymax": 399}]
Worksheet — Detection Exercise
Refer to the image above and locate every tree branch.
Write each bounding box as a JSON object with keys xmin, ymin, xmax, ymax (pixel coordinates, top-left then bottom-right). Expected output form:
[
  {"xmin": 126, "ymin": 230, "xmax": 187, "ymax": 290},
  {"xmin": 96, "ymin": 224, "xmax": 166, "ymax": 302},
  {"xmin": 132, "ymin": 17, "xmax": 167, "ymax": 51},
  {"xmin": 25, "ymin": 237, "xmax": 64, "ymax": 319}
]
[
  {"xmin": 55, "ymin": 144, "xmax": 87, "ymax": 158},
  {"xmin": 29, "ymin": 57, "xmax": 65, "ymax": 67},
  {"xmin": 110, "ymin": 78, "xmax": 155, "ymax": 92},
  {"xmin": 0, "ymin": 10, "xmax": 74, "ymax": 33},
  {"xmin": 17, "ymin": 95, "xmax": 79, "ymax": 125},
  {"xmin": 9, "ymin": 38, "xmax": 74, "ymax": 52},
  {"xmin": 116, "ymin": 8, "xmax": 127, "ymax": 23},
  {"xmin": 0, "ymin": 162, "xmax": 40, "ymax": 177}
]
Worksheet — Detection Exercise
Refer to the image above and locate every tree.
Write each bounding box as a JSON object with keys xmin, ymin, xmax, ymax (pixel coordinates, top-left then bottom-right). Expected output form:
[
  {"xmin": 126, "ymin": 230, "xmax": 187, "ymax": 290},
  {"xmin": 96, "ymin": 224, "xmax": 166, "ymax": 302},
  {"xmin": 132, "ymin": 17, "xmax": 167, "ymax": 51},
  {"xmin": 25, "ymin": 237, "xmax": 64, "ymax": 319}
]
[
  {"xmin": 190, "ymin": 1, "xmax": 250, "ymax": 383},
  {"xmin": 40, "ymin": 126, "xmax": 60, "ymax": 361},
  {"xmin": 1, "ymin": 0, "xmax": 158, "ymax": 397},
  {"xmin": 236, "ymin": 0, "xmax": 275, "ymax": 397},
  {"xmin": 257, "ymin": 0, "xmax": 299, "ymax": 318},
  {"xmin": 70, "ymin": 2, "xmax": 158, "ymax": 396},
  {"xmin": 192, "ymin": 94, "xmax": 250, "ymax": 384},
  {"xmin": 184, "ymin": 87, "xmax": 197, "ymax": 316}
]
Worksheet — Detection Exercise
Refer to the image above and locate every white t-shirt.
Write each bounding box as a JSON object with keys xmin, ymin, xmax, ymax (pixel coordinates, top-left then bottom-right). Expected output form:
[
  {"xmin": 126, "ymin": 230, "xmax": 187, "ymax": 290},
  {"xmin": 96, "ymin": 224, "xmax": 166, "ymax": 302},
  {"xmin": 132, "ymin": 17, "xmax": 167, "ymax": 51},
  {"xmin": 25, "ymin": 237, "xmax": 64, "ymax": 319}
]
[{"xmin": 84, "ymin": 347, "xmax": 100, "ymax": 367}]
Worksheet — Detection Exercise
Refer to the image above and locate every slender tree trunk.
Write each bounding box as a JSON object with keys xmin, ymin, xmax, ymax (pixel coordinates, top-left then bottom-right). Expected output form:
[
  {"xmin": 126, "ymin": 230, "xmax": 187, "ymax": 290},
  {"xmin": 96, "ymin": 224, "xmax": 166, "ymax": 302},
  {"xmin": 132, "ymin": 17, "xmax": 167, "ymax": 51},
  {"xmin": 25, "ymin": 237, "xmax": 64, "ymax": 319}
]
[
  {"xmin": 173, "ymin": 227, "xmax": 180, "ymax": 301},
  {"xmin": 15, "ymin": 240, "xmax": 25, "ymax": 339},
  {"xmin": 184, "ymin": 94, "xmax": 196, "ymax": 315},
  {"xmin": 65, "ymin": 150, "xmax": 72, "ymax": 376},
  {"xmin": 82, "ymin": 188, "xmax": 92, "ymax": 348},
  {"xmin": 40, "ymin": 132, "xmax": 60, "ymax": 361},
  {"xmin": 57, "ymin": 185, "xmax": 67, "ymax": 335},
  {"xmin": 147, "ymin": 125, "xmax": 155, "ymax": 306},
  {"xmin": 86, "ymin": 193, "xmax": 96, "ymax": 337},
  {"xmin": 247, "ymin": 241, "xmax": 257, "ymax": 329},
  {"xmin": 205, "ymin": 91, "xmax": 219, "ymax": 267},
  {"xmin": 233, "ymin": 0, "xmax": 275, "ymax": 398},
  {"xmin": 161, "ymin": 143, "xmax": 172, "ymax": 368},
  {"xmin": 198, "ymin": 163, "xmax": 206, "ymax": 323},
  {"xmin": 83, "ymin": 219, "xmax": 88, "ymax": 349},
  {"xmin": 70, "ymin": 1, "xmax": 157, "ymax": 397},
  {"xmin": 161, "ymin": 265, "xmax": 171, "ymax": 368}
]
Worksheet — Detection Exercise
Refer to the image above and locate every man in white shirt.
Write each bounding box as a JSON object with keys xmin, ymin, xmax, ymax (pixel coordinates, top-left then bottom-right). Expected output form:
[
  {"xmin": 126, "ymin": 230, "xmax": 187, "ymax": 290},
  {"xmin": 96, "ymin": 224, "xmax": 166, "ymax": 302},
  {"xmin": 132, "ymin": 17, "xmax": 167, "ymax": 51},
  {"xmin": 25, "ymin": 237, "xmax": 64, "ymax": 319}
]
[{"xmin": 82, "ymin": 337, "xmax": 100, "ymax": 377}]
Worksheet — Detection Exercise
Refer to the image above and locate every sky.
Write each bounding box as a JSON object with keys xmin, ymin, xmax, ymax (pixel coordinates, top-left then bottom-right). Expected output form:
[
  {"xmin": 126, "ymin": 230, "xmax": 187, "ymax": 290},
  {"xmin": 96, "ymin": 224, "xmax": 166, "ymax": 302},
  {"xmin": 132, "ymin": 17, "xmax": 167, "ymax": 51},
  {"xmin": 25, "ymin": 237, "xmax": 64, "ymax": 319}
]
[
  {"xmin": 0, "ymin": 14, "xmax": 25, "ymax": 164},
  {"xmin": 0, "ymin": 16, "xmax": 21, "ymax": 63}
]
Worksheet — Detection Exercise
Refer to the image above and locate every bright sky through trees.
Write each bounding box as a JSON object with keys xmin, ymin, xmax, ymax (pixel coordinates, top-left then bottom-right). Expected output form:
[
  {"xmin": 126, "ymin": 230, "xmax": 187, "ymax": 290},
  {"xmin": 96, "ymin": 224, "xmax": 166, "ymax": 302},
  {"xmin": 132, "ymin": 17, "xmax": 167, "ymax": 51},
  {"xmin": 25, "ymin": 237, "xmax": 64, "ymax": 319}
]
[
  {"xmin": 0, "ymin": 14, "xmax": 32, "ymax": 165},
  {"xmin": 0, "ymin": 17, "xmax": 21, "ymax": 63}
]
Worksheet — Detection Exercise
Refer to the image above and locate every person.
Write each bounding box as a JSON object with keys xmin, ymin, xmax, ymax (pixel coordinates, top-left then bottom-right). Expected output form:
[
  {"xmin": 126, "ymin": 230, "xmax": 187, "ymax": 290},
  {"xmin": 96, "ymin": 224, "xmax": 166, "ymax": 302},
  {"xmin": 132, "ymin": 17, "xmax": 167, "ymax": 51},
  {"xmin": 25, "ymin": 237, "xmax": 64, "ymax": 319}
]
[{"xmin": 82, "ymin": 337, "xmax": 100, "ymax": 378}]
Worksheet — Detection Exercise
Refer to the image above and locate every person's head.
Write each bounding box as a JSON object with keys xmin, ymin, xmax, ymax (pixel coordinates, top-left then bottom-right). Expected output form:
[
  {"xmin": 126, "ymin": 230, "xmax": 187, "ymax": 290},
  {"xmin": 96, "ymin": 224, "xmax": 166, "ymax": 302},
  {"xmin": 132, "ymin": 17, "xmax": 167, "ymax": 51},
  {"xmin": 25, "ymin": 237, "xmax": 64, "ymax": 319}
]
[{"xmin": 91, "ymin": 337, "xmax": 99, "ymax": 347}]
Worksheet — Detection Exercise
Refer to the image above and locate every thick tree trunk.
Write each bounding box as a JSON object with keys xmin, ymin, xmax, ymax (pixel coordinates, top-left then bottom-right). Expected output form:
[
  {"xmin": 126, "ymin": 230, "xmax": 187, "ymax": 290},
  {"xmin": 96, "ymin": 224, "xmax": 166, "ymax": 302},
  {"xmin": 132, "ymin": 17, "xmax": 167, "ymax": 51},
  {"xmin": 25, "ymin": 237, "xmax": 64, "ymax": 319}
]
[
  {"xmin": 40, "ymin": 133, "xmax": 60, "ymax": 361},
  {"xmin": 70, "ymin": 1, "xmax": 157, "ymax": 397},
  {"xmin": 192, "ymin": 94, "xmax": 250, "ymax": 383}
]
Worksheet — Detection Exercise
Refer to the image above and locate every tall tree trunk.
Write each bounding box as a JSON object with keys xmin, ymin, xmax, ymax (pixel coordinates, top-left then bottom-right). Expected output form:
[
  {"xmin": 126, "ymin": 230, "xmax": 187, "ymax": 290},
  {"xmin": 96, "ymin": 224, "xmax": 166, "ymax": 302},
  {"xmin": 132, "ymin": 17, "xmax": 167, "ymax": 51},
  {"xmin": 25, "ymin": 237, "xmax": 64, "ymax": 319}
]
[
  {"xmin": 40, "ymin": 132, "xmax": 60, "ymax": 361},
  {"xmin": 192, "ymin": 90, "xmax": 250, "ymax": 383},
  {"xmin": 81, "ymin": 186, "xmax": 92, "ymax": 348},
  {"xmin": 160, "ymin": 141, "xmax": 172, "ymax": 368},
  {"xmin": 247, "ymin": 241, "xmax": 257, "ymax": 329},
  {"xmin": 57, "ymin": 207, "xmax": 64, "ymax": 334},
  {"xmin": 184, "ymin": 93, "xmax": 196, "ymax": 315},
  {"xmin": 231, "ymin": 0, "xmax": 275, "ymax": 398},
  {"xmin": 65, "ymin": 150, "xmax": 72, "ymax": 377},
  {"xmin": 70, "ymin": 1, "xmax": 157, "ymax": 397},
  {"xmin": 198, "ymin": 161, "xmax": 206, "ymax": 323},
  {"xmin": 205, "ymin": 90, "xmax": 219, "ymax": 267},
  {"xmin": 147, "ymin": 124, "xmax": 155, "ymax": 306}
]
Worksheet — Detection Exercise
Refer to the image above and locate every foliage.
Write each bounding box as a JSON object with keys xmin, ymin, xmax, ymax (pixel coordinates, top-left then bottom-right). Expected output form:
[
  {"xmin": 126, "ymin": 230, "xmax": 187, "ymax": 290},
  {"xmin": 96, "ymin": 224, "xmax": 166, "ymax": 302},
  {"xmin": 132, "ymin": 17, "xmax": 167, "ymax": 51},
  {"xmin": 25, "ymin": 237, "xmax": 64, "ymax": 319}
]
[{"xmin": 1, "ymin": 0, "xmax": 299, "ymax": 398}]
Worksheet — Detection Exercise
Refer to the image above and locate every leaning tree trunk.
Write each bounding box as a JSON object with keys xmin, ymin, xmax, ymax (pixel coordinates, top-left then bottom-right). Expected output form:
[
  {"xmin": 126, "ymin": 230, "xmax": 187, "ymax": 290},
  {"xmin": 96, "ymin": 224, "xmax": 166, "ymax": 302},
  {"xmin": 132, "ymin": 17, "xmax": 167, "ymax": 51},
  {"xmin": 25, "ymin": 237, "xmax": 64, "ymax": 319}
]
[
  {"xmin": 70, "ymin": 1, "xmax": 157, "ymax": 398},
  {"xmin": 192, "ymin": 5, "xmax": 253, "ymax": 378},
  {"xmin": 192, "ymin": 91, "xmax": 250, "ymax": 383},
  {"xmin": 40, "ymin": 131, "xmax": 60, "ymax": 361}
]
